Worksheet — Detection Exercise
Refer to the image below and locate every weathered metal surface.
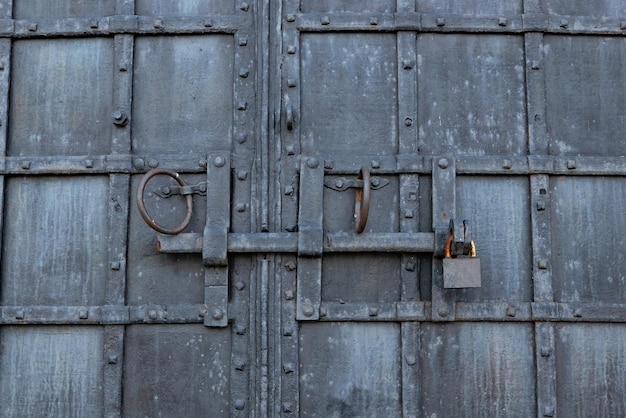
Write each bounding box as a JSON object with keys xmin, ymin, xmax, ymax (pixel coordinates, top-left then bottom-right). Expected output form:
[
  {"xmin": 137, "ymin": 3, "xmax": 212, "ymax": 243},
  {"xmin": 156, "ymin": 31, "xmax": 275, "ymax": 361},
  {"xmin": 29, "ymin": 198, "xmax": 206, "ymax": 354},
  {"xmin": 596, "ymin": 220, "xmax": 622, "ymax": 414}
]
[{"xmin": 1, "ymin": 0, "xmax": 625, "ymax": 416}]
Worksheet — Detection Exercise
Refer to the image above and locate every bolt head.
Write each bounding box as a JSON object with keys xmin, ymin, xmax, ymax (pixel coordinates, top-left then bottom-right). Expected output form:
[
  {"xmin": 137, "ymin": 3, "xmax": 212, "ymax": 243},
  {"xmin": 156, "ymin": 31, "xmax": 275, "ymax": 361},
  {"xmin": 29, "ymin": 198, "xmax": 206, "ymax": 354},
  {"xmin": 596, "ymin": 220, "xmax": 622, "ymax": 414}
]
[
  {"xmin": 234, "ymin": 399, "xmax": 245, "ymax": 410},
  {"xmin": 335, "ymin": 179, "xmax": 344, "ymax": 188},
  {"xmin": 213, "ymin": 156, "xmax": 225, "ymax": 167},
  {"xmin": 302, "ymin": 304, "xmax": 315, "ymax": 317},
  {"xmin": 438, "ymin": 158, "xmax": 449, "ymax": 169},
  {"xmin": 284, "ymin": 290, "xmax": 295, "ymax": 300},
  {"xmin": 108, "ymin": 354, "xmax": 118, "ymax": 365},
  {"xmin": 212, "ymin": 308, "xmax": 224, "ymax": 320},
  {"xmin": 370, "ymin": 177, "xmax": 380, "ymax": 187},
  {"xmin": 148, "ymin": 310, "xmax": 158, "ymax": 320},
  {"xmin": 307, "ymin": 158, "xmax": 319, "ymax": 169},
  {"xmin": 235, "ymin": 281, "xmax": 246, "ymax": 291},
  {"xmin": 438, "ymin": 308, "xmax": 449, "ymax": 317}
]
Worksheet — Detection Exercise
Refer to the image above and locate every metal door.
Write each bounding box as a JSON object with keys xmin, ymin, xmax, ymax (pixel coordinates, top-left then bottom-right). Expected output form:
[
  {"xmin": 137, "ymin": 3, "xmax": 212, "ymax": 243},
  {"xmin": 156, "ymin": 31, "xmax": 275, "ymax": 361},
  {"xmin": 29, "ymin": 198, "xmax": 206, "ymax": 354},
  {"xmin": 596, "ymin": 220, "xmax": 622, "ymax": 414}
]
[{"xmin": 1, "ymin": 0, "xmax": 626, "ymax": 417}]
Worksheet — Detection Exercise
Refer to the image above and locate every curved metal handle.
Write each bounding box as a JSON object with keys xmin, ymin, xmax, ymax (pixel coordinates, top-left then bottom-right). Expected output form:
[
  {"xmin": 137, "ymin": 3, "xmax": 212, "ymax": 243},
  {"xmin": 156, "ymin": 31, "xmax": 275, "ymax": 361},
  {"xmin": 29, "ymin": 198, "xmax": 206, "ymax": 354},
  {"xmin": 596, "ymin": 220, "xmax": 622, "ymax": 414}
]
[
  {"xmin": 354, "ymin": 166, "xmax": 371, "ymax": 233},
  {"xmin": 285, "ymin": 95, "xmax": 294, "ymax": 131},
  {"xmin": 136, "ymin": 168, "xmax": 193, "ymax": 235}
]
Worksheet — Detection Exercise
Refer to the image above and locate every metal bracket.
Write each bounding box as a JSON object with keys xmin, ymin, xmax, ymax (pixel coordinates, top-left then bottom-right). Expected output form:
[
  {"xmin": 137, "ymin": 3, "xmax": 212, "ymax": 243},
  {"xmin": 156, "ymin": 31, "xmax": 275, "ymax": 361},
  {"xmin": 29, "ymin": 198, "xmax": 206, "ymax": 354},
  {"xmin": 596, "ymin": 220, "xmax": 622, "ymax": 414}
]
[
  {"xmin": 324, "ymin": 176, "xmax": 389, "ymax": 192},
  {"xmin": 154, "ymin": 182, "xmax": 207, "ymax": 198}
]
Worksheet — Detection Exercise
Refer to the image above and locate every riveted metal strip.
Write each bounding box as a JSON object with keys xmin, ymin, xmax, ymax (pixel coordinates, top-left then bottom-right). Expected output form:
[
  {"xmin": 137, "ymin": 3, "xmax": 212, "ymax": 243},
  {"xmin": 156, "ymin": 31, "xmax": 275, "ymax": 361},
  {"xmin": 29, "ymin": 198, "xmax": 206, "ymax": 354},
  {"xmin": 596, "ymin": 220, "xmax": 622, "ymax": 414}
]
[
  {"xmin": 531, "ymin": 176, "xmax": 553, "ymax": 302},
  {"xmin": 431, "ymin": 157, "xmax": 456, "ymax": 321},
  {"xmin": 296, "ymin": 157, "xmax": 324, "ymax": 321},
  {"xmin": 536, "ymin": 323, "xmax": 557, "ymax": 418},
  {"xmin": 280, "ymin": 0, "xmax": 301, "ymax": 412}
]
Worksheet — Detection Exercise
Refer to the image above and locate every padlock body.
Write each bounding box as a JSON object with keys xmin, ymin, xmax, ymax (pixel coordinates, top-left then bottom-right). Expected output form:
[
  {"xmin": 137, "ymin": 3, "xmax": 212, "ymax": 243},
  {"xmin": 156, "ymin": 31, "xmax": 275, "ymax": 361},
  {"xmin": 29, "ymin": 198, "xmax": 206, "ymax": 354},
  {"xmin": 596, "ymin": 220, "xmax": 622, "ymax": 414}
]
[{"xmin": 443, "ymin": 257, "xmax": 481, "ymax": 288}]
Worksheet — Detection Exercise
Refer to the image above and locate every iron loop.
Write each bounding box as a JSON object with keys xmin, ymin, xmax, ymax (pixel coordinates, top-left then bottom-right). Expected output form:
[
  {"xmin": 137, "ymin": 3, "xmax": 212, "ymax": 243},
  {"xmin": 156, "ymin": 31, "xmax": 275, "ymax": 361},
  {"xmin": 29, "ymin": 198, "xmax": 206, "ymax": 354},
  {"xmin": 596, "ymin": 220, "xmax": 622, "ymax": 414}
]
[
  {"xmin": 354, "ymin": 166, "xmax": 371, "ymax": 234},
  {"xmin": 136, "ymin": 168, "xmax": 193, "ymax": 235}
]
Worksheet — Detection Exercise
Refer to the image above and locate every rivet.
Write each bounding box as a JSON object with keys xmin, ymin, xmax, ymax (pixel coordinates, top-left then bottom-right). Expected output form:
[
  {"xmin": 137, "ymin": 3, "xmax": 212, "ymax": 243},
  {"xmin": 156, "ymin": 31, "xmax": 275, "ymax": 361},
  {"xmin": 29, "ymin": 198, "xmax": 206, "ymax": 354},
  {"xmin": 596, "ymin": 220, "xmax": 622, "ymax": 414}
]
[
  {"xmin": 286, "ymin": 145, "xmax": 295, "ymax": 155},
  {"xmin": 540, "ymin": 347, "xmax": 552, "ymax": 357},
  {"xmin": 286, "ymin": 13, "xmax": 296, "ymax": 22},
  {"xmin": 371, "ymin": 160, "xmax": 380, "ymax": 169},
  {"xmin": 502, "ymin": 159, "xmax": 512, "ymax": 169},
  {"xmin": 307, "ymin": 158, "xmax": 319, "ymax": 169},
  {"xmin": 199, "ymin": 306, "xmax": 208, "ymax": 318},
  {"xmin": 283, "ymin": 363, "xmax": 295, "ymax": 374},
  {"xmin": 236, "ymin": 132, "xmax": 248, "ymax": 144},
  {"xmin": 118, "ymin": 60, "xmax": 128, "ymax": 72},
  {"xmin": 438, "ymin": 158, "xmax": 449, "ymax": 169},
  {"xmin": 369, "ymin": 307, "xmax": 379, "ymax": 317},
  {"xmin": 285, "ymin": 261, "xmax": 297, "ymax": 271},
  {"xmin": 283, "ymin": 327, "xmax": 294, "ymax": 336},
  {"xmin": 90, "ymin": 20, "xmax": 99, "ymax": 29},
  {"xmin": 0, "ymin": 61, "xmax": 5, "ymax": 70},
  {"xmin": 236, "ymin": 203, "xmax": 246, "ymax": 212},
  {"xmin": 239, "ymin": 68, "xmax": 249, "ymax": 78},
  {"xmin": 536, "ymin": 200, "xmax": 546, "ymax": 211},
  {"xmin": 302, "ymin": 304, "xmax": 315, "ymax": 317},
  {"xmin": 237, "ymin": 101, "xmax": 247, "ymax": 111},
  {"xmin": 543, "ymin": 406, "xmax": 555, "ymax": 417},
  {"xmin": 402, "ymin": 60, "xmax": 414, "ymax": 70},
  {"xmin": 287, "ymin": 78, "xmax": 297, "ymax": 87},
  {"xmin": 79, "ymin": 309, "xmax": 89, "ymax": 319},
  {"xmin": 148, "ymin": 310, "xmax": 158, "ymax": 320},
  {"xmin": 404, "ymin": 209, "xmax": 414, "ymax": 218},
  {"xmin": 531, "ymin": 61, "xmax": 540, "ymax": 70},
  {"xmin": 240, "ymin": 2, "xmax": 249, "ymax": 11},
  {"xmin": 405, "ymin": 355, "xmax": 416, "ymax": 366},
  {"xmin": 405, "ymin": 262, "xmax": 416, "ymax": 272},
  {"xmin": 107, "ymin": 354, "xmax": 118, "ymax": 365},
  {"xmin": 112, "ymin": 109, "xmax": 129, "ymax": 126},
  {"xmin": 148, "ymin": 159, "xmax": 159, "ymax": 168},
  {"xmin": 573, "ymin": 308, "xmax": 583, "ymax": 318},
  {"xmin": 285, "ymin": 224, "xmax": 297, "ymax": 232},
  {"xmin": 133, "ymin": 158, "xmax": 145, "ymax": 169},
  {"xmin": 559, "ymin": 19, "xmax": 568, "ymax": 28},
  {"xmin": 28, "ymin": 23, "xmax": 38, "ymax": 32},
  {"xmin": 235, "ymin": 281, "xmax": 246, "ymax": 291},
  {"xmin": 506, "ymin": 307, "xmax": 516, "ymax": 317},
  {"xmin": 436, "ymin": 17, "xmax": 445, "ymax": 26},
  {"xmin": 282, "ymin": 402, "xmax": 293, "ymax": 413},
  {"xmin": 20, "ymin": 160, "xmax": 31, "ymax": 170},
  {"xmin": 408, "ymin": 192, "xmax": 417, "ymax": 201},
  {"xmin": 198, "ymin": 159, "xmax": 207, "ymax": 168},
  {"xmin": 284, "ymin": 290, "xmax": 295, "ymax": 300},
  {"xmin": 153, "ymin": 19, "xmax": 163, "ymax": 29},
  {"xmin": 324, "ymin": 160, "xmax": 334, "ymax": 169},
  {"xmin": 405, "ymin": 118, "xmax": 413, "ymax": 126},
  {"xmin": 203, "ymin": 19, "xmax": 213, "ymax": 27},
  {"xmin": 234, "ymin": 399, "xmax": 245, "ymax": 410},
  {"xmin": 237, "ymin": 170, "xmax": 248, "ymax": 180},
  {"xmin": 370, "ymin": 17, "xmax": 378, "ymax": 25},
  {"xmin": 111, "ymin": 261, "xmax": 121, "ymax": 271},
  {"xmin": 284, "ymin": 185, "xmax": 294, "ymax": 195},
  {"xmin": 319, "ymin": 306, "xmax": 328, "ymax": 317},
  {"xmin": 85, "ymin": 159, "xmax": 94, "ymax": 168},
  {"xmin": 214, "ymin": 156, "xmax": 225, "ymax": 167},
  {"xmin": 234, "ymin": 359, "xmax": 246, "ymax": 371},
  {"xmin": 15, "ymin": 309, "xmax": 24, "ymax": 320},
  {"xmin": 438, "ymin": 308, "xmax": 449, "ymax": 317},
  {"xmin": 287, "ymin": 45, "xmax": 296, "ymax": 54},
  {"xmin": 321, "ymin": 16, "xmax": 330, "ymax": 25},
  {"xmin": 334, "ymin": 179, "xmax": 344, "ymax": 188},
  {"xmin": 538, "ymin": 259, "xmax": 549, "ymax": 269},
  {"xmin": 238, "ymin": 36, "xmax": 248, "ymax": 46},
  {"xmin": 235, "ymin": 325, "xmax": 246, "ymax": 335},
  {"xmin": 212, "ymin": 308, "xmax": 224, "ymax": 320},
  {"xmin": 567, "ymin": 159, "xmax": 576, "ymax": 169},
  {"xmin": 370, "ymin": 178, "xmax": 380, "ymax": 187},
  {"xmin": 498, "ymin": 17, "xmax": 508, "ymax": 26}
]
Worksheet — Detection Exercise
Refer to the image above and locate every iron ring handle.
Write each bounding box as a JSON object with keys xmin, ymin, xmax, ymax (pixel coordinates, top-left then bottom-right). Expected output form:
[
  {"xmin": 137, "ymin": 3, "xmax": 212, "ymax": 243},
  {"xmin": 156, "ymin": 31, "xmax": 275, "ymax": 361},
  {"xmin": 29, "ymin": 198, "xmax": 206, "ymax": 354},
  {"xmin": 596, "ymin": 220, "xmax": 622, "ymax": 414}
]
[
  {"xmin": 354, "ymin": 166, "xmax": 371, "ymax": 234},
  {"xmin": 136, "ymin": 168, "xmax": 193, "ymax": 235}
]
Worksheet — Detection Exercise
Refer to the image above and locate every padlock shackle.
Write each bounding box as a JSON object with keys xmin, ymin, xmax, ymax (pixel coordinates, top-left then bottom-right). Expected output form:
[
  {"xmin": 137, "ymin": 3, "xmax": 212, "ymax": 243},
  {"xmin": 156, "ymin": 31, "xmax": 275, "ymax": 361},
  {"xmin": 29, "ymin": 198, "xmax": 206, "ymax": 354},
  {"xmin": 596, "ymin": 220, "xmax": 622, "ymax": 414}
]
[{"xmin": 444, "ymin": 234, "xmax": 477, "ymax": 258}]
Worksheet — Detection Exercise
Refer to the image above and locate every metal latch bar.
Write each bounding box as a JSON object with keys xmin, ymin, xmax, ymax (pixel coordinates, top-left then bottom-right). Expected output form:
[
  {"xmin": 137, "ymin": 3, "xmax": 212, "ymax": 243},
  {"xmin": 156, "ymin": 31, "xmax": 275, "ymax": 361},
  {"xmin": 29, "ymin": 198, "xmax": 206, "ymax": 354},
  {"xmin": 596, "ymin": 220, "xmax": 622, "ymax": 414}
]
[{"xmin": 157, "ymin": 232, "xmax": 436, "ymax": 254}]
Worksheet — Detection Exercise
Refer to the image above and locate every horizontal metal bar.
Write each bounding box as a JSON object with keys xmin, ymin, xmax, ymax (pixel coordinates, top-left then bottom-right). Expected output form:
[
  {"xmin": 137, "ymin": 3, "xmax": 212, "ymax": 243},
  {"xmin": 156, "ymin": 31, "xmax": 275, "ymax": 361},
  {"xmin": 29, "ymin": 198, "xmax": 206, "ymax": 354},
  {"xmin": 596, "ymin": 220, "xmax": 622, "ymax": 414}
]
[
  {"xmin": 0, "ymin": 15, "xmax": 249, "ymax": 38},
  {"xmin": 295, "ymin": 12, "xmax": 626, "ymax": 35},
  {"xmin": 0, "ymin": 304, "xmax": 207, "ymax": 325},
  {"xmin": 157, "ymin": 232, "xmax": 436, "ymax": 254},
  {"xmin": 3, "ymin": 154, "xmax": 626, "ymax": 176},
  {"xmin": 3, "ymin": 302, "xmax": 626, "ymax": 324}
]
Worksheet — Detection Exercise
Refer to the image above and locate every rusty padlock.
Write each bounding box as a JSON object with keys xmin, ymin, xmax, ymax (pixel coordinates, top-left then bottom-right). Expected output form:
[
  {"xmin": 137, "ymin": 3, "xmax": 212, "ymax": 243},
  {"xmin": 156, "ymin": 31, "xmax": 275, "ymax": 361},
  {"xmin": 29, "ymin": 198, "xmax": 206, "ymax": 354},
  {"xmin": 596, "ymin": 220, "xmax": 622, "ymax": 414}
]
[{"xmin": 443, "ymin": 235, "xmax": 481, "ymax": 288}]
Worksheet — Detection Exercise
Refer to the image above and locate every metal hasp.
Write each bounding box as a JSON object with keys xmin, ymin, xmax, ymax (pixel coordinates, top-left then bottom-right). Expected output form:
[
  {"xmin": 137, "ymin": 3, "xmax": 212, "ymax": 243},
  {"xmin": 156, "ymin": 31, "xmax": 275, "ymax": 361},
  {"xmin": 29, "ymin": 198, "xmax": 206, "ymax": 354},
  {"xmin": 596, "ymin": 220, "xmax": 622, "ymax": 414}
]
[{"xmin": 442, "ymin": 219, "xmax": 481, "ymax": 288}]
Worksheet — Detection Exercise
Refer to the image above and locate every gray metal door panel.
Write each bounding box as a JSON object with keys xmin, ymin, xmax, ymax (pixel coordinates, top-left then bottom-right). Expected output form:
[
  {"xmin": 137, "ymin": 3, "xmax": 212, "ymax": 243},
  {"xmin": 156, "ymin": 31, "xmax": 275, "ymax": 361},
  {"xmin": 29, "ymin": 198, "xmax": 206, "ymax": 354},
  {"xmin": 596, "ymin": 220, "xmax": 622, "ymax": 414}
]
[{"xmin": 1, "ymin": 0, "xmax": 626, "ymax": 416}]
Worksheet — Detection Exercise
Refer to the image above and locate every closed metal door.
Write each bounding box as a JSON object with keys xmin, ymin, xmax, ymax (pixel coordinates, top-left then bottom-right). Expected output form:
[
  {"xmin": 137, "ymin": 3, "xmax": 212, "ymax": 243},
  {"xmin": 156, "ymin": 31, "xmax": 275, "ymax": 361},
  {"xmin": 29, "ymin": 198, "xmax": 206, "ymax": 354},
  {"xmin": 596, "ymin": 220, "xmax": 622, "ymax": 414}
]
[{"xmin": 1, "ymin": 0, "xmax": 626, "ymax": 417}]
